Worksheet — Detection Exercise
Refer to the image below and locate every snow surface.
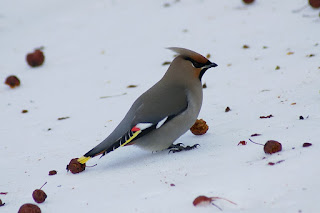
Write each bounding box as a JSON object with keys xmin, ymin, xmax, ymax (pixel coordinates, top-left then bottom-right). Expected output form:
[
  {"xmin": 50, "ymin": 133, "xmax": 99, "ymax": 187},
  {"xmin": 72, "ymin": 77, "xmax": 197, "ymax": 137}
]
[{"xmin": 1, "ymin": 0, "xmax": 320, "ymax": 212}]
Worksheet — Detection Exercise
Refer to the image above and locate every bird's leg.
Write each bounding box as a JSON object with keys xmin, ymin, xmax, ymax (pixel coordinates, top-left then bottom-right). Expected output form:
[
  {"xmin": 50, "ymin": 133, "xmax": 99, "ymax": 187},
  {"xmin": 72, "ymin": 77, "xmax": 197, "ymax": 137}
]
[{"xmin": 168, "ymin": 143, "xmax": 200, "ymax": 153}]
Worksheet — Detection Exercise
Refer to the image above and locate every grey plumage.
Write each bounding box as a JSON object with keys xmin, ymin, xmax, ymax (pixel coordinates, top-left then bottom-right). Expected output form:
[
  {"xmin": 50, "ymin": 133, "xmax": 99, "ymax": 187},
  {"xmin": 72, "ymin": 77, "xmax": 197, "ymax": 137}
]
[{"xmin": 79, "ymin": 47, "xmax": 217, "ymax": 162}]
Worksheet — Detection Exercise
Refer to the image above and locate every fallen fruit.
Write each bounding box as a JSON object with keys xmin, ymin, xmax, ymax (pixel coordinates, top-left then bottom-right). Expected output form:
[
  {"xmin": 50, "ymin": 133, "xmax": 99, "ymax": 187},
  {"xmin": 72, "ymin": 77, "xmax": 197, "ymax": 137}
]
[
  {"xmin": 32, "ymin": 182, "xmax": 47, "ymax": 203},
  {"xmin": 243, "ymin": 0, "xmax": 254, "ymax": 4},
  {"xmin": 264, "ymin": 140, "xmax": 282, "ymax": 154},
  {"xmin": 202, "ymin": 83, "xmax": 207, "ymax": 88},
  {"xmin": 67, "ymin": 158, "xmax": 86, "ymax": 174},
  {"xmin": 193, "ymin": 195, "xmax": 236, "ymax": 210},
  {"xmin": 26, "ymin": 49, "xmax": 45, "ymax": 67},
  {"xmin": 260, "ymin": 114, "xmax": 273, "ymax": 119},
  {"xmin": 302, "ymin": 142, "xmax": 312, "ymax": 147},
  {"xmin": 225, "ymin": 106, "xmax": 231, "ymax": 112},
  {"xmin": 32, "ymin": 189, "xmax": 47, "ymax": 203},
  {"xmin": 18, "ymin": 203, "xmax": 41, "ymax": 213},
  {"xmin": 268, "ymin": 160, "xmax": 285, "ymax": 166},
  {"xmin": 238, "ymin": 141, "xmax": 247, "ymax": 146},
  {"xmin": 48, "ymin": 170, "xmax": 57, "ymax": 176},
  {"xmin": 190, "ymin": 119, "xmax": 209, "ymax": 135},
  {"xmin": 5, "ymin": 75, "xmax": 20, "ymax": 88},
  {"xmin": 309, "ymin": 0, "xmax": 320, "ymax": 8}
]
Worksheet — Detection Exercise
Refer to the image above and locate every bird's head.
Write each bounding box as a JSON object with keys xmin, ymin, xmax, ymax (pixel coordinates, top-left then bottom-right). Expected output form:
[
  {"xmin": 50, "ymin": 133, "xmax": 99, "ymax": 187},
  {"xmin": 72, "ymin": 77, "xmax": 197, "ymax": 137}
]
[{"xmin": 167, "ymin": 47, "xmax": 218, "ymax": 81}]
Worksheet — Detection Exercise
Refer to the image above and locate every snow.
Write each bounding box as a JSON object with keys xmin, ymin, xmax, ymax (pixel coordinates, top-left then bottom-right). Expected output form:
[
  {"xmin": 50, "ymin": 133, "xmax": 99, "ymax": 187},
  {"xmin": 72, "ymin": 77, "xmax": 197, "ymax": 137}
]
[{"xmin": 1, "ymin": 0, "xmax": 320, "ymax": 212}]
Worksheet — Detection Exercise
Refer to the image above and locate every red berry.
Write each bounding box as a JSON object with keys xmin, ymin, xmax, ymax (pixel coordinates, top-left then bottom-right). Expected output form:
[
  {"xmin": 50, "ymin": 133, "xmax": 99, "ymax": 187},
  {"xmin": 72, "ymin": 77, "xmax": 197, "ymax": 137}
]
[
  {"xmin": 26, "ymin": 49, "xmax": 45, "ymax": 67},
  {"xmin": 66, "ymin": 158, "xmax": 86, "ymax": 174},
  {"xmin": 243, "ymin": 0, "xmax": 255, "ymax": 4},
  {"xmin": 5, "ymin": 75, "xmax": 20, "ymax": 88},
  {"xmin": 264, "ymin": 140, "xmax": 282, "ymax": 154},
  {"xmin": 18, "ymin": 203, "xmax": 41, "ymax": 213},
  {"xmin": 309, "ymin": 0, "xmax": 320, "ymax": 8},
  {"xmin": 32, "ymin": 189, "xmax": 47, "ymax": 203}
]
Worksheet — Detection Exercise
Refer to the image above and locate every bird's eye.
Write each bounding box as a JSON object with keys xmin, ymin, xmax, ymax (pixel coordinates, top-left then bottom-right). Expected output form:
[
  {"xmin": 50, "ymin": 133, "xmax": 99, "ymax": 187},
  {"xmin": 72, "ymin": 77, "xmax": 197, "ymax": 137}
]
[
  {"xmin": 191, "ymin": 61, "xmax": 202, "ymax": 68},
  {"xmin": 185, "ymin": 57, "xmax": 203, "ymax": 68}
]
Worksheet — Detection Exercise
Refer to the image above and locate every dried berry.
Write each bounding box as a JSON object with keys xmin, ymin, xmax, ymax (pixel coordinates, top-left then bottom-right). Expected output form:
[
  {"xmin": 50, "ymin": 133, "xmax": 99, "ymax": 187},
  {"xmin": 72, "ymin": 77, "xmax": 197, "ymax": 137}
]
[
  {"xmin": 193, "ymin": 195, "xmax": 236, "ymax": 210},
  {"xmin": 67, "ymin": 158, "xmax": 86, "ymax": 174},
  {"xmin": 238, "ymin": 141, "xmax": 247, "ymax": 146},
  {"xmin": 260, "ymin": 114, "xmax": 273, "ymax": 119},
  {"xmin": 193, "ymin": 196, "xmax": 213, "ymax": 206},
  {"xmin": 190, "ymin": 119, "xmax": 209, "ymax": 135},
  {"xmin": 309, "ymin": 0, "xmax": 320, "ymax": 8},
  {"xmin": 32, "ymin": 189, "xmax": 47, "ymax": 203},
  {"xmin": 242, "ymin": 44, "xmax": 250, "ymax": 49},
  {"xmin": 18, "ymin": 203, "xmax": 41, "ymax": 213},
  {"xmin": 26, "ymin": 49, "xmax": 45, "ymax": 67},
  {"xmin": 48, "ymin": 170, "xmax": 57, "ymax": 176},
  {"xmin": 22, "ymin": 110, "xmax": 28, "ymax": 113},
  {"xmin": 302, "ymin": 142, "xmax": 312, "ymax": 147},
  {"xmin": 242, "ymin": 0, "xmax": 254, "ymax": 4},
  {"xmin": 162, "ymin": 61, "xmax": 171, "ymax": 66},
  {"xmin": 202, "ymin": 83, "xmax": 207, "ymax": 88},
  {"xmin": 268, "ymin": 160, "xmax": 285, "ymax": 166},
  {"xmin": 5, "ymin": 75, "xmax": 20, "ymax": 88},
  {"xmin": 264, "ymin": 140, "xmax": 282, "ymax": 154},
  {"xmin": 127, "ymin": 85, "xmax": 137, "ymax": 88},
  {"xmin": 225, "ymin": 106, "xmax": 231, "ymax": 112},
  {"xmin": 0, "ymin": 199, "xmax": 5, "ymax": 207}
]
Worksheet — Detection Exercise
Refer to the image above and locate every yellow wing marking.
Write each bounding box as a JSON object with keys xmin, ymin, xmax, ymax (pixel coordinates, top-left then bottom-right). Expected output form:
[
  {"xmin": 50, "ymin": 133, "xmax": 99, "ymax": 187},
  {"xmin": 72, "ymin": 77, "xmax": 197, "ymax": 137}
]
[
  {"xmin": 77, "ymin": 156, "xmax": 91, "ymax": 164},
  {"xmin": 77, "ymin": 130, "xmax": 141, "ymax": 164},
  {"xmin": 120, "ymin": 130, "xmax": 141, "ymax": 147}
]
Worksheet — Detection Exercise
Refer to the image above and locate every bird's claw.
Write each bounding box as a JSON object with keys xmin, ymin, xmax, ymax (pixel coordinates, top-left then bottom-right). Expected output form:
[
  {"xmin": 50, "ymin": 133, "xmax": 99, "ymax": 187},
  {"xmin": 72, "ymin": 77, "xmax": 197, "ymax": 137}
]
[{"xmin": 168, "ymin": 143, "xmax": 200, "ymax": 153}]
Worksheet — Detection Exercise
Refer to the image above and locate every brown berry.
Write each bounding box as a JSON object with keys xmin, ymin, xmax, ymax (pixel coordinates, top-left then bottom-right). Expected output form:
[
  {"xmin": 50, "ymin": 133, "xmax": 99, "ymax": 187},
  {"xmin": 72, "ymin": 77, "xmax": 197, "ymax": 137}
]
[
  {"xmin": 32, "ymin": 189, "xmax": 47, "ymax": 203},
  {"xmin": 66, "ymin": 158, "xmax": 86, "ymax": 174},
  {"xmin": 5, "ymin": 75, "xmax": 20, "ymax": 88},
  {"xmin": 193, "ymin": 196, "xmax": 212, "ymax": 206},
  {"xmin": 243, "ymin": 0, "xmax": 255, "ymax": 4},
  {"xmin": 0, "ymin": 199, "xmax": 5, "ymax": 207},
  {"xmin": 48, "ymin": 170, "xmax": 57, "ymax": 176},
  {"xmin": 238, "ymin": 141, "xmax": 247, "ymax": 146},
  {"xmin": 264, "ymin": 140, "xmax": 282, "ymax": 154},
  {"xmin": 225, "ymin": 106, "xmax": 231, "ymax": 112},
  {"xmin": 302, "ymin": 142, "xmax": 312, "ymax": 147},
  {"xmin": 190, "ymin": 119, "xmax": 209, "ymax": 135},
  {"xmin": 26, "ymin": 49, "xmax": 45, "ymax": 67},
  {"xmin": 309, "ymin": 0, "xmax": 320, "ymax": 8},
  {"xmin": 202, "ymin": 83, "xmax": 207, "ymax": 88},
  {"xmin": 18, "ymin": 203, "xmax": 41, "ymax": 213}
]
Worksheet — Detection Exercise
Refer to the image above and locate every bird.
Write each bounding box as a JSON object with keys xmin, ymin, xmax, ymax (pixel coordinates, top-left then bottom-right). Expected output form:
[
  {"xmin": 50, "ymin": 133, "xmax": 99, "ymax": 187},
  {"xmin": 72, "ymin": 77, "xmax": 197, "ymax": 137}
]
[{"xmin": 78, "ymin": 47, "xmax": 217, "ymax": 164}]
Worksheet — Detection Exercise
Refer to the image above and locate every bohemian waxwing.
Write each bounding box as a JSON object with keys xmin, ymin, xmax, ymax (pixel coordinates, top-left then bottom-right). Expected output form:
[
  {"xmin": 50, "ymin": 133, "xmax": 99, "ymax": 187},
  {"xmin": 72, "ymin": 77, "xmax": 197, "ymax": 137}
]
[{"xmin": 78, "ymin": 47, "xmax": 217, "ymax": 164}]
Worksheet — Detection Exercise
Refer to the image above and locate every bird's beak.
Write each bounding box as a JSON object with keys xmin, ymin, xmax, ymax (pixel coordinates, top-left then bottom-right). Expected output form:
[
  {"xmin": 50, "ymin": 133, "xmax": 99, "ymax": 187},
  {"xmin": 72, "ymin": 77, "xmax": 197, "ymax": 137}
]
[{"xmin": 203, "ymin": 61, "xmax": 218, "ymax": 69}]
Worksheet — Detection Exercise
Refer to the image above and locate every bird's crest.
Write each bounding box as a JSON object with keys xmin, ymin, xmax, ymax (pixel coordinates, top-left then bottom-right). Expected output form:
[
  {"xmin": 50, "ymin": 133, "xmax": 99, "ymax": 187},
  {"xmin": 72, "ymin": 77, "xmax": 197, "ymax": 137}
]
[{"xmin": 168, "ymin": 47, "xmax": 208, "ymax": 64}]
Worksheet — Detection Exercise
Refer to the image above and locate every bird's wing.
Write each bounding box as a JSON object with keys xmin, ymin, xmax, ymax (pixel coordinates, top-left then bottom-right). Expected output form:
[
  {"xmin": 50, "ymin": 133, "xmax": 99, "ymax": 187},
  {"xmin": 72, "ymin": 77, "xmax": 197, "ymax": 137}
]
[{"xmin": 78, "ymin": 84, "xmax": 188, "ymax": 164}]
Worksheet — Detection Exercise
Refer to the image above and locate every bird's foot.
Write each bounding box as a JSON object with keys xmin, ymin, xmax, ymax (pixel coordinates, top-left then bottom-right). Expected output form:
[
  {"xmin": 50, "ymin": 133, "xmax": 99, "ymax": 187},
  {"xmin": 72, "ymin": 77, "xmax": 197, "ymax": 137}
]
[{"xmin": 168, "ymin": 143, "xmax": 200, "ymax": 153}]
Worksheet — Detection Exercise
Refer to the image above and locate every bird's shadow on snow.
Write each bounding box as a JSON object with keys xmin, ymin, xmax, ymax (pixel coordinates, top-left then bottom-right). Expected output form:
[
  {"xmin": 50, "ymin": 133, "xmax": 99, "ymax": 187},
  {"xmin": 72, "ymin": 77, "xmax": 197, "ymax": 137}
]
[{"xmin": 86, "ymin": 147, "xmax": 178, "ymax": 172}]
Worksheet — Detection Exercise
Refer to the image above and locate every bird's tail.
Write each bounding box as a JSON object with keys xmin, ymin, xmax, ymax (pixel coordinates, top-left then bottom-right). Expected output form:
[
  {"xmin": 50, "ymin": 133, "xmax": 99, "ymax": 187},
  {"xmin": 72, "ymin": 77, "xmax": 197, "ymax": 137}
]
[{"xmin": 77, "ymin": 128, "xmax": 142, "ymax": 164}]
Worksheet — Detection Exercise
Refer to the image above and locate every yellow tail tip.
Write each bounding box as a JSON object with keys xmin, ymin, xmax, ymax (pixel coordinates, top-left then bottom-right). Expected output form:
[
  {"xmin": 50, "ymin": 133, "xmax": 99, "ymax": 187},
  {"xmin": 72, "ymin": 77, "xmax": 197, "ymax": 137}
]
[{"xmin": 77, "ymin": 156, "xmax": 91, "ymax": 164}]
